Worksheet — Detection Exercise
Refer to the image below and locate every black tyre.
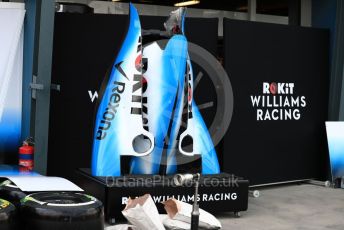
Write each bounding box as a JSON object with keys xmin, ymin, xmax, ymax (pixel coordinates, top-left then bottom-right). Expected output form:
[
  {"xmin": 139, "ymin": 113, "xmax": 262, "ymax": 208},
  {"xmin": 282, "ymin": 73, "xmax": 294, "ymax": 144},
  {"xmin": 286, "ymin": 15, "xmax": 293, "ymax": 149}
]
[
  {"xmin": 20, "ymin": 192, "xmax": 104, "ymax": 230},
  {"xmin": 0, "ymin": 199, "xmax": 17, "ymax": 230},
  {"xmin": 0, "ymin": 180, "xmax": 26, "ymax": 208}
]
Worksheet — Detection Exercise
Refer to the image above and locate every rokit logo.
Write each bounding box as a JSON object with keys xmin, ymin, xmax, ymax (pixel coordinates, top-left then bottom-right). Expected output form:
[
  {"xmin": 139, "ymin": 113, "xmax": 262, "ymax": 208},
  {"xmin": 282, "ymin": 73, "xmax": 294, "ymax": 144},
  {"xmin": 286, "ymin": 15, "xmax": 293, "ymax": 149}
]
[{"xmin": 251, "ymin": 82, "xmax": 307, "ymax": 121}]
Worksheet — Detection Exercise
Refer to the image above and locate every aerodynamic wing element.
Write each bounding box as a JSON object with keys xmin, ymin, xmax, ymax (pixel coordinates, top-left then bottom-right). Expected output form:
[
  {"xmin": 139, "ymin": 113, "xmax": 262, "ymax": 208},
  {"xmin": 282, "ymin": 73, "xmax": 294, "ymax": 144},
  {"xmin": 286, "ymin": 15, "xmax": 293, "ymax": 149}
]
[
  {"xmin": 165, "ymin": 7, "xmax": 220, "ymax": 174},
  {"xmin": 178, "ymin": 58, "xmax": 196, "ymax": 156},
  {"xmin": 92, "ymin": 4, "xmax": 154, "ymax": 176},
  {"xmin": 192, "ymin": 103, "xmax": 220, "ymax": 174},
  {"xmin": 177, "ymin": 57, "xmax": 220, "ymax": 174},
  {"xmin": 130, "ymin": 36, "xmax": 188, "ymax": 174}
]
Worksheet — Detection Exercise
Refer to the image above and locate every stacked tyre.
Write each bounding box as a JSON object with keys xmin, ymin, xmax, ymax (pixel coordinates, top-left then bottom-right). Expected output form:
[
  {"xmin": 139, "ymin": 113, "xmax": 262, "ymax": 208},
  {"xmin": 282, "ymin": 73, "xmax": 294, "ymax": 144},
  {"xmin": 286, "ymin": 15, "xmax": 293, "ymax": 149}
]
[
  {"xmin": 0, "ymin": 199, "xmax": 17, "ymax": 230},
  {"xmin": 0, "ymin": 180, "xmax": 104, "ymax": 230},
  {"xmin": 21, "ymin": 192, "xmax": 104, "ymax": 230},
  {"xmin": 0, "ymin": 180, "xmax": 26, "ymax": 208}
]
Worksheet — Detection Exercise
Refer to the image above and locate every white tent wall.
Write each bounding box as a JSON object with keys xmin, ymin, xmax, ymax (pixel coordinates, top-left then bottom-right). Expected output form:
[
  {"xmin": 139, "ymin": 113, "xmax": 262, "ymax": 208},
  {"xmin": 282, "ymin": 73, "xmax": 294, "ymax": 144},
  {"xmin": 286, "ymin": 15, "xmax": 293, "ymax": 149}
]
[{"xmin": 0, "ymin": 2, "xmax": 25, "ymax": 163}]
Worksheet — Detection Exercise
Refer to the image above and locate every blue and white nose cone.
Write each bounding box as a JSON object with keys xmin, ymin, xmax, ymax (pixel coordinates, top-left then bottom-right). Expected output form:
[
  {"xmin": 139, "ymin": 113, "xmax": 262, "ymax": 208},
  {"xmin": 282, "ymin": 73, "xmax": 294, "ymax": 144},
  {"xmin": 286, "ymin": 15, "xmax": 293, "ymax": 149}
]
[
  {"xmin": 130, "ymin": 35, "xmax": 188, "ymax": 174},
  {"xmin": 91, "ymin": 4, "xmax": 220, "ymax": 176},
  {"xmin": 91, "ymin": 4, "xmax": 154, "ymax": 176}
]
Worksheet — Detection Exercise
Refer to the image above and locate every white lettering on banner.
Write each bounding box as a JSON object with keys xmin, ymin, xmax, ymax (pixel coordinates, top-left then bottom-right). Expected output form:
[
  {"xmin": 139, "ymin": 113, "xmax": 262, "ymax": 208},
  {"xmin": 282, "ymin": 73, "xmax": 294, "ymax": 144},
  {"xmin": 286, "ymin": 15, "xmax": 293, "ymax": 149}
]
[
  {"xmin": 225, "ymin": 193, "xmax": 230, "ymax": 200},
  {"xmin": 188, "ymin": 195, "xmax": 194, "ymax": 202},
  {"xmin": 122, "ymin": 197, "xmax": 129, "ymax": 205},
  {"xmin": 153, "ymin": 196, "xmax": 162, "ymax": 203},
  {"xmin": 88, "ymin": 90, "xmax": 98, "ymax": 102},
  {"xmin": 262, "ymin": 82, "xmax": 295, "ymax": 95},
  {"xmin": 251, "ymin": 82, "xmax": 307, "ymax": 121},
  {"xmin": 121, "ymin": 193, "xmax": 238, "ymax": 205},
  {"xmin": 263, "ymin": 82, "xmax": 270, "ymax": 94},
  {"xmin": 251, "ymin": 96, "xmax": 261, "ymax": 107}
]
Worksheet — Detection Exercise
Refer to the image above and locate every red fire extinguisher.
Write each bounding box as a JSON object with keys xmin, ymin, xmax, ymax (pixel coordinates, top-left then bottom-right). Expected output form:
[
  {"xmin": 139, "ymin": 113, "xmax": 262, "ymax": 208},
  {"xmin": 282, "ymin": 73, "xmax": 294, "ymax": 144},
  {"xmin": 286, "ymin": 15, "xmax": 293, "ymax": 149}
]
[{"xmin": 19, "ymin": 137, "xmax": 34, "ymax": 172}]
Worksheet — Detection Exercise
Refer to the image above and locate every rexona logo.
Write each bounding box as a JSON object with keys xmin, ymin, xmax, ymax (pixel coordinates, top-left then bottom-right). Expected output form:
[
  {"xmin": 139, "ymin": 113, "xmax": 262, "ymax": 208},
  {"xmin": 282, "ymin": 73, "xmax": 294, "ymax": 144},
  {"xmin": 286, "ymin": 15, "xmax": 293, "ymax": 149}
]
[{"xmin": 251, "ymin": 82, "xmax": 307, "ymax": 121}]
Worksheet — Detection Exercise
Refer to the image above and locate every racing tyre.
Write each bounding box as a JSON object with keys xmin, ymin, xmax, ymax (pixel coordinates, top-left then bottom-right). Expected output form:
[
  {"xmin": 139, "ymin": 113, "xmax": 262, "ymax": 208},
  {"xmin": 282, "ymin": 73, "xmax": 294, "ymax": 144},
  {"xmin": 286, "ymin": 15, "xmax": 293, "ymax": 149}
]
[
  {"xmin": 20, "ymin": 192, "xmax": 104, "ymax": 230},
  {"xmin": 0, "ymin": 199, "xmax": 17, "ymax": 230},
  {"xmin": 0, "ymin": 180, "xmax": 26, "ymax": 208}
]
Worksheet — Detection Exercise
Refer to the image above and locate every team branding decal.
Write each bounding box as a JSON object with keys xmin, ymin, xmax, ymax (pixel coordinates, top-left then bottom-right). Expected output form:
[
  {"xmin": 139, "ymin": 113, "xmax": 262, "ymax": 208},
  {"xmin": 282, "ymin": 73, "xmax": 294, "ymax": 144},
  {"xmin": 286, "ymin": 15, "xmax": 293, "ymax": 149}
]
[
  {"xmin": 96, "ymin": 36, "xmax": 146, "ymax": 140},
  {"xmin": 95, "ymin": 81, "xmax": 125, "ymax": 140},
  {"xmin": 251, "ymin": 82, "xmax": 307, "ymax": 121},
  {"xmin": 121, "ymin": 193, "xmax": 238, "ymax": 205}
]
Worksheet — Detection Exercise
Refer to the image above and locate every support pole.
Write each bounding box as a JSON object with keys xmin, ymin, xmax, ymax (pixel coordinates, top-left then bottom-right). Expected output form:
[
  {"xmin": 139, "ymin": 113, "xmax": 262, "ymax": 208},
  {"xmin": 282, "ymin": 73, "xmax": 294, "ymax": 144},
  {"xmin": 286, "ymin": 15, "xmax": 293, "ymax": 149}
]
[
  {"xmin": 335, "ymin": 0, "xmax": 344, "ymax": 120},
  {"xmin": 22, "ymin": 0, "xmax": 37, "ymax": 141},
  {"xmin": 289, "ymin": 0, "xmax": 301, "ymax": 26},
  {"xmin": 248, "ymin": 0, "xmax": 257, "ymax": 21},
  {"xmin": 33, "ymin": 0, "xmax": 55, "ymax": 174}
]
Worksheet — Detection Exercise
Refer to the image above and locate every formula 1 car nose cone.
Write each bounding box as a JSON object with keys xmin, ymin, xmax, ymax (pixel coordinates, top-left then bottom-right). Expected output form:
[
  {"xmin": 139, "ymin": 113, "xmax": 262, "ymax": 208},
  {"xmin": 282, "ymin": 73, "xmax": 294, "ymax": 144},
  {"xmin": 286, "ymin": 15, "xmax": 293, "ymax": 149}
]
[{"xmin": 91, "ymin": 3, "xmax": 155, "ymax": 177}]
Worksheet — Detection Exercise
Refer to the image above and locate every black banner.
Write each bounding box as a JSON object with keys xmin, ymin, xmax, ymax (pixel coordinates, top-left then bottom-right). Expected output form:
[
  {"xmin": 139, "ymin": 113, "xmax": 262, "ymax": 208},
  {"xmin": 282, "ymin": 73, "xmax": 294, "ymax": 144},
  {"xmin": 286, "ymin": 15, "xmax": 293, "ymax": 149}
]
[{"xmin": 223, "ymin": 19, "xmax": 330, "ymax": 185}]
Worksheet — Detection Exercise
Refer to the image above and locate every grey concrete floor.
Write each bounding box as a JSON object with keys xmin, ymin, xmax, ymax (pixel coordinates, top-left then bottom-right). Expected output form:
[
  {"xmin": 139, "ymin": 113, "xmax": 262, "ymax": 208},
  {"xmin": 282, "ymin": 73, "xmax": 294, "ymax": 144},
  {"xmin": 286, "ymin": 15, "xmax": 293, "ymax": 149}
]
[
  {"xmin": 217, "ymin": 184, "xmax": 344, "ymax": 230},
  {"xmin": 106, "ymin": 184, "xmax": 344, "ymax": 230}
]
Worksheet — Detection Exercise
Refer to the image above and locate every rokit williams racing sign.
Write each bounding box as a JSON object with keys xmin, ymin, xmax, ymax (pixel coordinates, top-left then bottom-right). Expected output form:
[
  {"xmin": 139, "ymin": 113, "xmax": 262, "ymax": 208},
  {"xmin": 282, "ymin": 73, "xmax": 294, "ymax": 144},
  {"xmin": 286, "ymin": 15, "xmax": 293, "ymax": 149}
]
[
  {"xmin": 251, "ymin": 82, "xmax": 307, "ymax": 121},
  {"xmin": 121, "ymin": 192, "xmax": 238, "ymax": 205}
]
